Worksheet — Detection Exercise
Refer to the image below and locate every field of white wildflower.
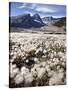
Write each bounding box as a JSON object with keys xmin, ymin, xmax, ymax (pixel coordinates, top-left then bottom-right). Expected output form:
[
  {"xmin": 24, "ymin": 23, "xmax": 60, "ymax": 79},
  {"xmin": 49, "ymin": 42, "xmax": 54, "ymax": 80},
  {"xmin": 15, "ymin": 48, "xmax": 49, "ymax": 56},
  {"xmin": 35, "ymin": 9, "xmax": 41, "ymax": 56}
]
[{"xmin": 9, "ymin": 32, "xmax": 66, "ymax": 88}]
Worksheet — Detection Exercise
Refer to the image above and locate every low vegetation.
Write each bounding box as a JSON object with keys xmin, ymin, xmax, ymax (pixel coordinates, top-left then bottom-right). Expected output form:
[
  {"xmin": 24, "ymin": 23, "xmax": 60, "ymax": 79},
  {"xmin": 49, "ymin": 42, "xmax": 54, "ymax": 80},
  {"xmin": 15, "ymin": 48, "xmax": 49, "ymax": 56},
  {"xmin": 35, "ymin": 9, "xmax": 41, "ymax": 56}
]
[{"xmin": 9, "ymin": 33, "xmax": 66, "ymax": 88}]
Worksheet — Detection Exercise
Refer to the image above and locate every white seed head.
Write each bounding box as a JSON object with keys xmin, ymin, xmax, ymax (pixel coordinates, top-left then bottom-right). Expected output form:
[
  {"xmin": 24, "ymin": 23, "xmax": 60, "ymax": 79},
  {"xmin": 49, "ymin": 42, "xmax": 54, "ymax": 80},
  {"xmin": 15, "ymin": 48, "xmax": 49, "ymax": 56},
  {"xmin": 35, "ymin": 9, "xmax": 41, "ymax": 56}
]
[{"xmin": 14, "ymin": 73, "xmax": 24, "ymax": 84}]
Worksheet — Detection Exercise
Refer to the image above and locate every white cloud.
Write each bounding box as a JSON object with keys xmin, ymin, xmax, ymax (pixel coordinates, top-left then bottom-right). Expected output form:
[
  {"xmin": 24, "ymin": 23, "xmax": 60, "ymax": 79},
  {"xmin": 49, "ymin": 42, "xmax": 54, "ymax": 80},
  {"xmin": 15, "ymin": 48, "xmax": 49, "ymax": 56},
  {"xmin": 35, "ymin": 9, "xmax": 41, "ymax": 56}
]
[
  {"xmin": 31, "ymin": 4, "xmax": 37, "ymax": 9},
  {"xmin": 18, "ymin": 3, "xmax": 26, "ymax": 9},
  {"xmin": 18, "ymin": 3, "xmax": 37, "ymax": 10},
  {"xmin": 36, "ymin": 7, "xmax": 55, "ymax": 13},
  {"xmin": 18, "ymin": 3, "xmax": 55, "ymax": 14}
]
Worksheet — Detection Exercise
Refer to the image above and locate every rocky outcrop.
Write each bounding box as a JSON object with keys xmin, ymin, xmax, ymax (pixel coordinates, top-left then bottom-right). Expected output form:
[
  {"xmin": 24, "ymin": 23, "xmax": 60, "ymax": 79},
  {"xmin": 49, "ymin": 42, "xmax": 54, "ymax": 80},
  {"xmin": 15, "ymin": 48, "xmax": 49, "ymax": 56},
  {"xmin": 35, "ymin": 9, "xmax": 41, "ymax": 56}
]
[{"xmin": 10, "ymin": 14, "xmax": 45, "ymax": 28}]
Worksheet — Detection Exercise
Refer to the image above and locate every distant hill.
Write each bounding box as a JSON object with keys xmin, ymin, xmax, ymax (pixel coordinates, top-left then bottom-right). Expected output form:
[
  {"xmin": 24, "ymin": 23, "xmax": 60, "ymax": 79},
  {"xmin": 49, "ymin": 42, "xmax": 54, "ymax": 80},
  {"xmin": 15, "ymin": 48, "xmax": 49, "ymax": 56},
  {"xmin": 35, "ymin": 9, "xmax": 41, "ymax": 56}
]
[
  {"xmin": 10, "ymin": 14, "xmax": 45, "ymax": 28},
  {"xmin": 42, "ymin": 16, "xmax": 56, "ymax": 24},
  {"xmin": 42, "ymin": 16, "xmax": 53, "ymax": 22},
  {"xmin": 52, "ymin": 17, "xmax": 66, "ymax": 27}
]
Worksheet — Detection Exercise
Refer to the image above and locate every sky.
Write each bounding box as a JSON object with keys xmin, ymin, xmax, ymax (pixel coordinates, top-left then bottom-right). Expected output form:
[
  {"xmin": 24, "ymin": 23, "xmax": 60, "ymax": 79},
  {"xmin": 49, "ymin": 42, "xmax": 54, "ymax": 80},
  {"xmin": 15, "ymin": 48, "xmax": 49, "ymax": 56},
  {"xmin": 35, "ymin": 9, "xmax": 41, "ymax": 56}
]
[{"xmin": 9, "ymin": 2, "xmax": 66, "ymax": 18}]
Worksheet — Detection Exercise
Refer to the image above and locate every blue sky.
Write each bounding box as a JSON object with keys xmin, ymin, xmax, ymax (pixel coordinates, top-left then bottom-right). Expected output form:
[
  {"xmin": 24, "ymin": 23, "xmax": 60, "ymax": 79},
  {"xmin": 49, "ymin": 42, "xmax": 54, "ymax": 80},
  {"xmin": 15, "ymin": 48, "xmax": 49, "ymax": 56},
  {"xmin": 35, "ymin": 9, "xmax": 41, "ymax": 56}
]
[{"xmin": 9, "ymin": 2, "xmax": 66, "ymax": 18}]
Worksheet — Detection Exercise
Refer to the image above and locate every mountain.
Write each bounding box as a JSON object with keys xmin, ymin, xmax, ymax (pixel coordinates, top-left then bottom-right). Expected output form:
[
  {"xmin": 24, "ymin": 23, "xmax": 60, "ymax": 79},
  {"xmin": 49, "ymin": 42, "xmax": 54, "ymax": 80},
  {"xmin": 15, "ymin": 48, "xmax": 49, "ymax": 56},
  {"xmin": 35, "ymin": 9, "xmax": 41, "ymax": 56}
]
[
  {"xmin": 33, "ymin": 14, "xmax": 44, "ymax": 24},
  {"xmin": 52, "ymin": 17, "xmax": 66, "ymax": 27},
  {"xmin": 42, "ymin": 16, "xmax": 56, "ymax": 24},
  {"xmin": 10, "ymin": 14, "xmax": 45, "ymax": 28}
]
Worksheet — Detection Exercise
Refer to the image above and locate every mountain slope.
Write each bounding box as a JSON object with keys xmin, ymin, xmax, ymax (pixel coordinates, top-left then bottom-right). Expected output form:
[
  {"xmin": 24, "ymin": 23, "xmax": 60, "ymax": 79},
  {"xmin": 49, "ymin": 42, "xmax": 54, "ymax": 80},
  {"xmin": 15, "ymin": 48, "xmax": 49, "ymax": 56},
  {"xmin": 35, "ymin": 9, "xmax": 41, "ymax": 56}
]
[{"xmin": 10, "ymin": 14, "xmax": 45, "ymax": 28}]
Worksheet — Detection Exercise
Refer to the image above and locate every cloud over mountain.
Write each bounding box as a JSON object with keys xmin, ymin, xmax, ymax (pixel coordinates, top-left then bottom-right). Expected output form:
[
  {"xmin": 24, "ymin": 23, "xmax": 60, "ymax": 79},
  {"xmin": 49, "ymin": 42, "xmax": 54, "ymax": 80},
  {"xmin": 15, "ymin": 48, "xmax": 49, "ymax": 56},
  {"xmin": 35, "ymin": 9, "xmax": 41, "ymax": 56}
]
[{"xmin": 9, "ymin": 2, "xmax": 66, "ymax": 18}]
